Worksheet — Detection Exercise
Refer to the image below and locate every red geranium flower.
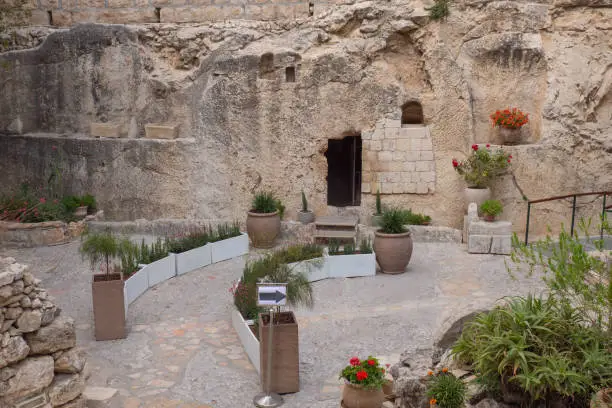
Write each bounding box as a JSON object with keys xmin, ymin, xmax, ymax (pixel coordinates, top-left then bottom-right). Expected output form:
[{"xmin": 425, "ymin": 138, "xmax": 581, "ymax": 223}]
[
  {"xmin": 39, "ymin": 197, "xmax": 46, "ymax": 204},
  {"xmin": 356, "ymin": 371, "xmax": 368, "ymax": 381},
  {"xmin": 367, "ymin": 359, "xmax": 376, "ymax": 366},
  {"xmin": 350, "ymin": 357, "xmax": 360, "ymax": 367},
  {"xmin": 52, "ymin": 145, "xmax": 57, "ymax": 150},
  {"xmin": 471, "ymin": 144, "xmax": 479, "ymax": 151},
  {"xmin": 452, "ymin": 158, "xmax": 459, "ymax": 168},
  {"xmin": 486, "ymin": 144, "xmax": 491, "ymax": 148}
]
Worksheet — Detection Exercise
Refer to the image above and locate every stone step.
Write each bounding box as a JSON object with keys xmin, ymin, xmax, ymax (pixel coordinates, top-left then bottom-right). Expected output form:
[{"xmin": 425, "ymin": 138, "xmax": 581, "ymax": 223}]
[
  {"xmin": 315, "ymin": 216, "xmax": 359, "ymax": 228},
  {"xmin": 84, "ymin": 386, "xmax": 120, "ymax": 408},
  {"xmin": 314, "ymin": 230, "xmax": 356, "ymax": 240}
]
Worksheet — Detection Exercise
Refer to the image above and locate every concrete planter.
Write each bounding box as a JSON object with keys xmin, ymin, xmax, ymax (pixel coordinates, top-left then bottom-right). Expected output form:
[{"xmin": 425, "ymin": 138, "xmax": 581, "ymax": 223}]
[
  {"xmin": 144, "ymin": 254, "xmax": 176, "ymax": 288},
  {"xmin": 325, "ymin": 252, "xmax": 376, "ymax": 278},
  {"xmin": 124, "ymin": 266, "xmax": 149, "ymax": 305},
  {"xmin": 297, "ymin": 210, "xmax": 315, "ymax": 224},
  {"xmin": 288, "ymin": 258, "xmax": 326, "ymax": 282},
  {"xmin": 210, "ymin": 233, "xmax": 249, "ymax": 263},
  {"xmin": 144, "ymin": 123, "xmax": 179, "ymax": 139},
  {"xmin": 231, "ymin": 309, "xmax": 260, "ymax": 373},
  {"xmin": 174, "ymin": 244, "xmax": 212, "ymax": 276}
]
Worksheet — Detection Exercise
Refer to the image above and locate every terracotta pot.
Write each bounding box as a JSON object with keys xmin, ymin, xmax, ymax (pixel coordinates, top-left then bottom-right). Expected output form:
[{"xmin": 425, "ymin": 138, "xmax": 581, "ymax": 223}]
[
  {"xmin": 92, "ymin": 273, "xmax": 126, "ymax": 341},
  {"xmin": 342, "ymin": 383, "xmax": 385, "ymax": 408},
  {"xmin": 483, "ymin": 214, "xmax": 496, "ymax": 222},
  {"xmin": 246, "ymin": 210, "xmax": 281, "ymax": 248},
  {"xmin": 75, "ymin": 205, "xmax": 88, "ymax": 219},
  {"xmin": 499, "ymin": 127, "xmax": 523, "ymax": 145},
  {"xmin": 374, "ymin": 230, "xmax": 413, "ymax": 274},
  {"xmin": 371, "ymin": 214, "xmax": 383, "ymax": 227},
  {"xmin": 297, "ymin": 210, "xmax": 315, "ymax": 224},
  {"xmin": 464, "ymin": 187, "xmax": 491, "ymax": 213}
]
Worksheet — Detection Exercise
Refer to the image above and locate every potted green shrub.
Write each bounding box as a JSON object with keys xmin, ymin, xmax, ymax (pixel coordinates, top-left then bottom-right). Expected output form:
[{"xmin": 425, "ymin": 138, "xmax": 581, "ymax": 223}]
[
  {"xmin": 374, "ymin": 208, "xmax": 413, "ymax": 274},
  {"xmin": 371, "ymin": 190, "xmax": 383, "ymax": 227},
  {"xmin": 297, "ymin": 190, "xmax": 315, "ymax": 224},
  {"xmin": 80, "ymin": 231, "xmax": 126, "ymax": 341},
  {"xmin": 340, "ymin": 356, "xmax": 386, "ymax": 408},
  {"xmin": 452, "ymin": 144, "xmax": 511, "ymax": 212},
  {"xmin": 246, "ymin": 191, "xmax": 281, "ymax": 248},
  {"xmin": 480, "ymin": 199, "xmax": 503, "ymax": 222}
]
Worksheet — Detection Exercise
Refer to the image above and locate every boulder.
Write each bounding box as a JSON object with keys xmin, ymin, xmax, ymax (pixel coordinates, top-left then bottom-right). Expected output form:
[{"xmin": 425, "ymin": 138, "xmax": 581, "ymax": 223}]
[
  {"xmin": 0, "ymin": 356, "xmax": 54, "ymax": 403},
  {"xmin": 54, "ymin": 348, "xmax": 86, "ymax": 374},
  {"xmin": 432, "ymin": 309, "xmax": 488, "ymax": 366},
  {"xmin": 56, "ymin": 395, "xmax": 87, "ymax": 408},
  {"xmin": 41, "ymin": 305, "xmax": 59, "ymax": 326},
  {"xmin": 473, "ymin": 398, "xmax": 515, "ymax": 408},
  {"xmin": 0, "ymin": 365, "xmax": 16, "ymax": 381},
  {"xmin": 25, "ymin": 316, "xmax": 76, "ymax": 355},
  {"xmin": 47, "ymin": 373, "xmax": 86, "ymax": 406},
  {"xmin": 0, "ymin": 336, "xmax": 30, "ymax": 368},
  {"xmin": 391, "ymin": 347, "xmax": 432, "ymax": 408},
  {"xmin": 17, "ymin": 309, "xmax": 43, "ymax": 332},
  {"xmin": 5, "ymin": 306, "xmax": 22, "ymax": 320}
]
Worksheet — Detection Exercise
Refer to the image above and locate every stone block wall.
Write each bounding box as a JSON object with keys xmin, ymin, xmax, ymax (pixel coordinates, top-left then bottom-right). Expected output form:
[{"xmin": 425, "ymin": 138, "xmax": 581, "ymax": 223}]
[
  {"xmin": 27, "ymin": 0, "xmax": 322, "ymax": 26},
  {"xmin": 362, "ymin": 119, "xmax": 436, "ymax": 195},
  {"xmin": 0, "ymin": 257, "xmax": 87, "ymax": 407}
]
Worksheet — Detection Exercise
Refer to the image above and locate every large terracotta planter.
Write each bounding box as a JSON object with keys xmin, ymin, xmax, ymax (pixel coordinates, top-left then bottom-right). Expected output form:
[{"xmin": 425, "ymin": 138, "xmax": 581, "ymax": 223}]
[
  {"xmin": 374, "ymin": 230, "xmax": 413, "ymax": 274},
  {"xmin": 464, "ymin": 187, "xmax": 491, "ymax": 213},
  {"xmin": 246, "ymin": 210, "xmax": 281, "ymax": 248},
  {"xmin": 342, "ymin": 383, "xmax": 385, "ymax": 408},
  {"xmin": 499, "ymin": 127, "xmax": 523, "ymax": 145},
  {"xmin": 92, "ymin": 273, "xmax": 126, "ymax": 341},
  {"xmin": 259, "ymin": 311, "xmax": 299, "ymax": 394}
]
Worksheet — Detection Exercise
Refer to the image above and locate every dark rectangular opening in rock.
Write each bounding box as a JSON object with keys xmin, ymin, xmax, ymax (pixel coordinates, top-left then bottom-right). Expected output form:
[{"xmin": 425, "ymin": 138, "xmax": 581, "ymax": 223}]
[
  {"xmin": 47, "ymin": 10, "xmax": 53, "ymax": 26},
  {"xmin": 154, "ymin": 8, "xmax": 161, "ymax": 23},
  {"xmin": 285, "ymin": 66, "xmax": 296, "ymax": 82},
  {"xmin": 326, "ymin": 135, "xmax": 362, "ymax": 206}
]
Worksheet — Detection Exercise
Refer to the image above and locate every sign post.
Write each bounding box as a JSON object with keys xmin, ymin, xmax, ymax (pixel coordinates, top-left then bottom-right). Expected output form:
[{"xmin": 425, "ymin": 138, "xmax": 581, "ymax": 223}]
[{"xmin": 253, "ymin": 283, "xmax": 286, "ymax": 408}]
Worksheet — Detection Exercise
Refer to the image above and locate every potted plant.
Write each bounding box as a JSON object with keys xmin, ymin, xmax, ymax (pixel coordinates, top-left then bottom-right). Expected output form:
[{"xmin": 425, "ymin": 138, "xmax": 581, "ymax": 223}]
[
  {"xmin": 340, "ymin": 356, "xmax": 386, "ymax": 408},
  {"xmin": 371, "ymin": 190, "xmax": 383, "ymax": 227},
  {"xmin": 297, "ymin": 190, "xmax": 315, "ymax": 224},
  {"xmin": 325, "ymin": 238, "xmax": 376, "ymax": 278},
  {"xmin": 480, "ymin": 199, "xmax": 503, "ymax": 222},
  {"xmin": 426, "ymin": 368, "xmax": 466, "ymax": 408},
  {"xmin": 374, "ymin": 208, "xmax": 413, "ymax": 274},
  {"xmin": 452, "ymin": 144, "xmax": 511, "ymax": 212},
  {"xmin": 247, "ymin": 191, "xmax": 282, "ymax": 248},
  {"xmin": 490, "ymin": 108, "xmax": 529, "ymax": 145},
  {"xmin": 80, "ymin": 232, "xmax": 126, "ymax": 341}
]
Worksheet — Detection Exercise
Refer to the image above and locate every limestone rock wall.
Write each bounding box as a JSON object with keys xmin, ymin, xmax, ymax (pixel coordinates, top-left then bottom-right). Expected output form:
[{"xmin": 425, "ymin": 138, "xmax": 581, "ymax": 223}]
[
  {"xmin": 0, "ymin": 0, "xmax": 610, "ymax": 235},
  {"xmin": 0, "ymin": 257, "xmax": 87, "ymax": 407}
]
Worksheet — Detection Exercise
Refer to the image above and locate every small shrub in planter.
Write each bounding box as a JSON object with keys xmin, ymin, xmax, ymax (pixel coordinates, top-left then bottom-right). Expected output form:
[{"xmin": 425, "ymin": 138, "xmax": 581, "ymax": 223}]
[
  {"xmin": 340, "ymin": 356, "xmax": 387, "ymax": 408},
  {"xmin": 374, "ymin": 208, "xmax": 414, "ymax": 274},
  {"xmin": 298, "ymin": 190, "xmax": 315, "ymax": 224},
  {"xmin": 247, "ymin": 191, "xmax": 282, "ymax": 248},
  {"xmin": 426, "ymin": 369, "xmax": 466, "ymax": 408},
  {"xmin": 480, "ymin": 199, "xmax": 503, "ymax": 222},
  {"xmin": 371, "ymin": 190, "xmax": 384, "ymax": 227}
]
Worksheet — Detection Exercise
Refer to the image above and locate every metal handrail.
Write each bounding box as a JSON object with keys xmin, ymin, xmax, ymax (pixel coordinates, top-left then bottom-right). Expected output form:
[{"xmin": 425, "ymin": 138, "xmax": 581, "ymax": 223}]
[{"xmin": 524, "ymin": 191, "xmax": 611, "ymax": 244}]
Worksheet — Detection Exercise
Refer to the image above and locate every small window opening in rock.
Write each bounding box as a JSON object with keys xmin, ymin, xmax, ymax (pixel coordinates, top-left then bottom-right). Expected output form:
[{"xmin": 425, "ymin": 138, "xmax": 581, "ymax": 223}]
[
  {"xmin": 285, "ymin": 66, "xmax": 296, "ymax": 82},
  {"xmin": 309, "ymin": 1, "xmax": 314, "ymax": 16},
  {"xmin": 154, "ymin": 8, "xmax": 161, "ymax": 23},
  {"xmin": 47, "ymin": 10, "xmax": 53, "ymax": 26},
  {"xmin": 401, "ymin": 101, "xmax": 424, "ymax": 125},
  {"xmin": 259, "ymin": 52, "xmax": 275, "ymax": 80}
]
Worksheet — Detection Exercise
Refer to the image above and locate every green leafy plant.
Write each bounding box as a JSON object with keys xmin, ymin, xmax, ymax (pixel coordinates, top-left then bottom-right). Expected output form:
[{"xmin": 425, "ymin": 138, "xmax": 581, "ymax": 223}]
[
  {"xmin": 452, "ymin": 295, "xmax": 612, "ymax": 403},
  {"xmin": 301, "ymin": 190, "xmax": 308, "ymax": 212},
  {"xmin": 80, "ymin": 232, "xmax": 121, "ymax": 277},
  {"xmin": 276, "ymin": 199, "xmax": 286, "ymax": 220},
  {"xmin": 452, "ymin": 145, "xmax": 512, "ymax": 188},
  {"xmin": 426, "ymin": 370, "xmax": 466, "ymax": 408},
  {"xmin": 273, "ymin": 243, "xmax": 323, "ymax": 264},
  {"xmin": 340, "ymin": 356, "xmax": 387, "ymax": 390},
  {"xmin": 80, "ymin": 194, "xmax": 97, "ymax": 211},
  {"xmin": 428, "ymin": 0, "xmax": 450, "ymax": 21},
  {"xmin": 343, "ymin": 242, "xmax": 356, "ymax": 255},
  {"xmin": 359, "ymin": 237, "xmax": 373, "ymax": 254},
  {"xmin": 380, "ymin": 208, "xmax": 412, "ymax": 234},
  {"xmin": 405, "ymin": 210, "xmax": 432, "ymax": 225},
  {"xmin": 375, "ymin": 190, "xmax": 382, "ymax": 215},
  {"xmin": 251, "ymin": 191, "xmax": 278, "ymax": 214},
  {"xmin": 480, "ymin": 200, "xmax": 503, "ymax": 217},
  {"xmin": 328, "ymin": 239, "xmax": 341, "ymax": 255}
]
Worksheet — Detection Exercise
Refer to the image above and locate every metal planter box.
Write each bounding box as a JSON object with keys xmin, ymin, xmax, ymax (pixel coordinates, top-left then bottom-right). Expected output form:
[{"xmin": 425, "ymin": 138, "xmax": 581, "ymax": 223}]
[
  {"xmin": 324, "ymin": 252, "xmax": 376, "ymax": 278},
  {"xmin": 174, "ymin": 244, "xmax": 212, "ymax": 276},
  {"xmin": 210, "ymin": 233, "xmax": 249, "ymax": 263},
  {"xmin": 145, "ymin": 254, "xmax": 176, "ymax": 288}
]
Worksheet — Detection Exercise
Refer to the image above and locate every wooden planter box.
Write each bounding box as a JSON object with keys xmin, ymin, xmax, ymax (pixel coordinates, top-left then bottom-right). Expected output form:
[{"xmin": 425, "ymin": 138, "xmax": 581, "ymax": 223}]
[
  {"xmin": 258, "ymin": 311, "xmax": 299, "ymax": 394},
  {"xmin": 92, "ymin": 273, "xmax": 126, "ymax": 341}
]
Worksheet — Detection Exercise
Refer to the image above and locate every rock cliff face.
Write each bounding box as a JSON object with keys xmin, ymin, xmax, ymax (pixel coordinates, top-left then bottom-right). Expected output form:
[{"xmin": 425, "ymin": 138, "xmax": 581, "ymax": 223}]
[
  {"xmin": 0, "ymin": 257, "xmax": 87, "ymax": 407},
  {"xmin": 0, "ymin": 0, "xmax": 610, "ymax": 234}
]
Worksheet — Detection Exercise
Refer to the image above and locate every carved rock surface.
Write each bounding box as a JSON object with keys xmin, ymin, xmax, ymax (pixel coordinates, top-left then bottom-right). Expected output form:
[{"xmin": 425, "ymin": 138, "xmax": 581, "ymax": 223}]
[
  {"xmin": 47, "ymin": 373, "xmax": 86, "ymax": 406},
  {"xmin": 0, "ymin": 355, "xmax": 54, "ymax": 403},
  {"xmin": 25, "ymin": 316, "xmax": 76, "ymax": 355}
]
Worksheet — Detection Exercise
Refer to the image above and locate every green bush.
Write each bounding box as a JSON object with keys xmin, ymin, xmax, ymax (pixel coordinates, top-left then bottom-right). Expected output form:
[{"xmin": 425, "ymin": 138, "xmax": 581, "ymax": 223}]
[
  {"xmin": 359, "ymin": 237, "xmax": 373, "ymax": 254},
  {"xmin": 426, "ymin": 371, "xmax": 466, "ymax": 408},
  {"xmin": 428, "ymin": 0, "xmax": 450, "ymax": 20},
  {"xmin": 251, "ymin": 191, "xmax": 278, "ymax": 214},
  {"xmin": 480, "ymin": 200, "xmax": 503, "ymax": 217},
  {"xmin": 61, "ymin": 195, "xmax": 80, "ymax": 213},
  {"xmin": 273, "ymin": 243, "xmax": 323, "ymax": 264},
  {"xmin": 452, "ymin": 295, "xmax": 612, "ymax": 403},
  {"xmin": 80, "ymin": 194, "xmax": 97, "ymax": 211},
  {"xmin": 380, "ymin": 208, "xmax": 412, "ymax": 234},
  {"xmin": 80, "ymin": 232, "xmax": 120, "ymax": 275}
]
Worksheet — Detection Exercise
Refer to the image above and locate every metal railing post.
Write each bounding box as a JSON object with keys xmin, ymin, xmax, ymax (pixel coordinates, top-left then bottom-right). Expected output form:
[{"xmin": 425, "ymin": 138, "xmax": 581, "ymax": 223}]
[
  {"xmin": 525, "ymin": 202, "xmax": 531, "ymax": 245},
  {"xmin": 570, "ymin": 195, "xmax": 577, "ymax": 236},
  {"xmin": 602, "ymin": 193, "xmax": 607, "ymax": 240}
]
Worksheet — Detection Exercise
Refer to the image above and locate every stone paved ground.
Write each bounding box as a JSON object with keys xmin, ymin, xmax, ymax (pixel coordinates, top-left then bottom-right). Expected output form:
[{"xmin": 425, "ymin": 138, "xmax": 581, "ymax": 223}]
[{"xmin": 1, "ymin": 240, "xmax": 546, "ymax": 408}]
